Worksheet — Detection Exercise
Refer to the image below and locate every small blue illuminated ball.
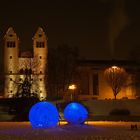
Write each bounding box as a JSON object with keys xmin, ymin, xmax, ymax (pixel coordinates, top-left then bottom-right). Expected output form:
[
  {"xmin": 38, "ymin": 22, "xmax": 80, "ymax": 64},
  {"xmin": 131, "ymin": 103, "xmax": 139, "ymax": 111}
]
[
  {"xmin": 64, "ymin": 102, "xmax": 88, "ymax": 124},
  {"xmin": 29, "ymin": 102, "xmax": 59, "ymax": 128}
]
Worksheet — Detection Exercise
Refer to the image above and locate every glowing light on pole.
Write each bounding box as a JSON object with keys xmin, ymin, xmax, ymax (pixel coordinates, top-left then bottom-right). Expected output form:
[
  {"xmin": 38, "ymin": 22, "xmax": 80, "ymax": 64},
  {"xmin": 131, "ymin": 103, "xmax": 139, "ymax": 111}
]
[{"xmin": 68, "ymin": 84, "xmax": 76, "ymax": 101}]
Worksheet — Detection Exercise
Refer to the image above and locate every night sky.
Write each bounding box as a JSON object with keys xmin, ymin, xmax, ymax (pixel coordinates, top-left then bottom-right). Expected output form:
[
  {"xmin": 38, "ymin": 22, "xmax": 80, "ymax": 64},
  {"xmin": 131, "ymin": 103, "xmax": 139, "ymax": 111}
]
[{"xmin": 0, "ymin": 0, "xmax": 140, "ymax": 60}]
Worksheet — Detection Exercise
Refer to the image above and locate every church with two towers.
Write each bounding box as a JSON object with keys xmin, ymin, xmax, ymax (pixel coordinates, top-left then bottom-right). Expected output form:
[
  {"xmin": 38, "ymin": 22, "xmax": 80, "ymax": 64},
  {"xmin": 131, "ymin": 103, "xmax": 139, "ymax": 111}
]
[{"xmin": 4, "ymin": 27, "xmax": 47, "ymax": 99}]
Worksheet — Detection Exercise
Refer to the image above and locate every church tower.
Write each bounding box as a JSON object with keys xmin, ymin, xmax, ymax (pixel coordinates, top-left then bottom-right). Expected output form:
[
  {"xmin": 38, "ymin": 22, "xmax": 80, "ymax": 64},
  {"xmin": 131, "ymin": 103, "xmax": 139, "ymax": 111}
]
[
  {"xmin": 32, "ymin": 27, "xmax": 48, "ymax": 99},
  {"xmin": 4, "ymin": 27, "xmax": 19, "ymax": 97}
]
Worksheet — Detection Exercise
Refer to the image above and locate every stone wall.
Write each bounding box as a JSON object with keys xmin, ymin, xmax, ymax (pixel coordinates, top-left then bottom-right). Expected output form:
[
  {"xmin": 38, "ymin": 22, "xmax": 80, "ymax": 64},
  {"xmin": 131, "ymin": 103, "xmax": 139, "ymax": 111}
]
[{"xmin": 83, "ymin": 99, "xmax": 140, "ymax": 116}]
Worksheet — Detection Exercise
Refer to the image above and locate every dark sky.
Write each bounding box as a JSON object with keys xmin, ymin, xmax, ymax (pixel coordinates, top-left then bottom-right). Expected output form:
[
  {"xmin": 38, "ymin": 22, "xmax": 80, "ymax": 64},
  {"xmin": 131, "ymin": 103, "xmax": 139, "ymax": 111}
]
[{"xmin": 0, "ymin": 0, "xmax": 140, "ymax": 60}]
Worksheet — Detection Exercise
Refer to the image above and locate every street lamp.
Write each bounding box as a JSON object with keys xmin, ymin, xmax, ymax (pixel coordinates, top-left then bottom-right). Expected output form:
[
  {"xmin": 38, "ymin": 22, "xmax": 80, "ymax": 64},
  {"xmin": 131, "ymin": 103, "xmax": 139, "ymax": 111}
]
[{"xmin": 68, "ymin": 84, "xmax": 76, "ymax": 101}]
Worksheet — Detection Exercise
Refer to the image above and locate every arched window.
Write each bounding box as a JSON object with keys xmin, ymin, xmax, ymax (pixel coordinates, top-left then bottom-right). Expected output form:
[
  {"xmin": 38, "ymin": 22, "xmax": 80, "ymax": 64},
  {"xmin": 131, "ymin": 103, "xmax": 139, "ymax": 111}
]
[
  {"xmin": 7, "ymin": 41, "xmax": 15, "ymax": 48},
  {"xmin": 36, "ymin": 42, "xmax": 44, "ymax": 48}
]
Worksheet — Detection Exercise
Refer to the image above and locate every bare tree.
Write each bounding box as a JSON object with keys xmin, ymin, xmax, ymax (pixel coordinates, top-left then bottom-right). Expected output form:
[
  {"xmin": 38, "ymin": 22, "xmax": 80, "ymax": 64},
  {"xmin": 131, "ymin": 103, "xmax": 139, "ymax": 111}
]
[
  {"xmin": 47, "ymin": 45, "xmax": 78, "ymax": 100},
  {"xmin": 104, "ymin": 66, "xmax": 127, "ymax": 99},
  {"xmin": 8, "ymin": 53, "xmax": 41, "ymax": 98}
]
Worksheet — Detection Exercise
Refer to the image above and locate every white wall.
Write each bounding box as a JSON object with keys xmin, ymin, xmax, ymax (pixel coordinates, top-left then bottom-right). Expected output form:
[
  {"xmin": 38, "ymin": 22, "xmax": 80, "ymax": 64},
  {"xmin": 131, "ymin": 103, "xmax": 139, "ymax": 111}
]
[{"xmin": 83, "ymin": 99, "xmax": 140, "ymax": 116}]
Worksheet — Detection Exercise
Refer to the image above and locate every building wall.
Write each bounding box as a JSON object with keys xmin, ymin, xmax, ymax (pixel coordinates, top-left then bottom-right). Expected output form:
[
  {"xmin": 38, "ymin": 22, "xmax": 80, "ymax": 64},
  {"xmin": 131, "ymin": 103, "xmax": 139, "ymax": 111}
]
[
  {"xmin": 99, "ymin": 70, "xmax": 136, "ymax": 99},
  {"xmin": 4, "ymin": 27, "xmax": 19, "ymax": 97},
  {"xmin": 78, "ymin": 66, "xmax": 136, "ymax": 100}
]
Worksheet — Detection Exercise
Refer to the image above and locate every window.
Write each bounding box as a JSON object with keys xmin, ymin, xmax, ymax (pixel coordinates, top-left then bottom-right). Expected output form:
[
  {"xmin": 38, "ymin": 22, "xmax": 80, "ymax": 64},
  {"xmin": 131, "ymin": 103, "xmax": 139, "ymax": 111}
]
[
  {"xmin": 40, "ymin": 78, "xmax": 42, "ymax": 81},
  {"xmin": 92, "ymin": 73, "xmax": 99, "ymax": 95},
  {"xmin": 10, "ymin": 90, "xmax": 13, "ymax": 93},
  {"xmin": 10, "ymin": 78, "xmax": 12, "ymax": 81},
  {"xmin": 39, "ymin": 34, "xmax": 42, "ymax": 37},
  {"xmin": 7, "ymin": 41, "xmax": 16, "ymax": 48},
  {"xmin": 9, "ymin": 34, "xmax": 13, "ymax": 37},
  {"xmin": 10, "ymin": 71, "xmax": 12, "ymax": 74},
  {"xmin": 40, "ymin": 71, "xmax": 42, "ymax": 74},
  {"xmin": 10, "ymin": 56, "xmax": 12, "ymax": 59},
  {"xmin": 40, "ymin": 56, "xmax": 42, "ymax": 59},
  {"xmin": 36, "ymin": 42, "xmax": 44, "ymax": 48},
  {"xmin": 19, "ymin": 78, "xmax": 22, "ymax": 81}
]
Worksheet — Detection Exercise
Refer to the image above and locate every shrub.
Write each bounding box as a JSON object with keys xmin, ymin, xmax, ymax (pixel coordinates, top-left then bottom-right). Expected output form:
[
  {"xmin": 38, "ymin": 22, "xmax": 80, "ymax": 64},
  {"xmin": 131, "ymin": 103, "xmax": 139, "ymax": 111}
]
[
  {"xmin": 110, "ymin": 108, "xmax": 130, "ymax": 116},
  {"xmin": 9, "ymin": 97, "xmax": 39, "ymax": 121}
]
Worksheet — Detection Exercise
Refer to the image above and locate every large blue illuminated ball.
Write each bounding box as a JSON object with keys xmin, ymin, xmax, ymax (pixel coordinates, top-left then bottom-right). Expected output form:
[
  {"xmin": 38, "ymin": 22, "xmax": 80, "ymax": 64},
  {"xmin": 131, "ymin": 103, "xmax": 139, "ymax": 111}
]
[
  {"xmin": 64, "ymin": 102, "xmax": 88, "ymax": 124},
  {"xmin": 29, "ymin": 102, "xmax": 59, "ymax": 128}
]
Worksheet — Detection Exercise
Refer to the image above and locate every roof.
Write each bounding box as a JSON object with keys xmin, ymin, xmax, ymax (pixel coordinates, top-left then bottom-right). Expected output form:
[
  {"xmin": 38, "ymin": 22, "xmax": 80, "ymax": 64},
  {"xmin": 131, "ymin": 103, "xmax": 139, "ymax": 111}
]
[
  {"xmin": 77, "ymin": 59, "xmax": 140, "ymax": 69},
  {"xmin": 19, "ymin": 51, "xmax": 33, "ymax": 58}
]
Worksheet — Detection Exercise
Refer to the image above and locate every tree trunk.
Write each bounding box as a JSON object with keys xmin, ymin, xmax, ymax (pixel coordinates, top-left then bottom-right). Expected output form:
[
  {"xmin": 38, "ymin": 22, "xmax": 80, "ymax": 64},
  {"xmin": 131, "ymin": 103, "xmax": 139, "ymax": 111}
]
[
  {"xmin": 114, "ymin": 92, "xmax": 118, "ymax": 100},
  {"xmin": 114, "ymin": 94, "xmax": 117, "ymax": 100}
]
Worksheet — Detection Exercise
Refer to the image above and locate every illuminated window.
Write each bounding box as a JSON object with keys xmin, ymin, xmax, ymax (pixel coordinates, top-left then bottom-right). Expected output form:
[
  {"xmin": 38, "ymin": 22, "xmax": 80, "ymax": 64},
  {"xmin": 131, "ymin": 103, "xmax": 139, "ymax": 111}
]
[
  {"xmin": 10, "ymin": 56, "xmax": 12, "ymax": 59},
  {"xmin": 36, "ymin": 42, "xmax": 44, "ymax": 48},
  {"xmin": 7, "ymin": 41, "xmax": 15, "ymax": 48}
]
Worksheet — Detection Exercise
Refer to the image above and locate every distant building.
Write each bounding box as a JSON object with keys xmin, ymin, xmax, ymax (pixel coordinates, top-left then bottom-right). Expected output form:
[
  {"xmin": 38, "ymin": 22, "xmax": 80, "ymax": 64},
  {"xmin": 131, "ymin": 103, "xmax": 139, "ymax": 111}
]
[
  {"xmin": 75, "ymin": 60, "xmax": 140, "ymax": 100},
  {"xmin": 4, "ymin": 27, "xmax": 47, "ymax": 99},
  {"xmin": 2, "ymin": 27, "xmax": 140, "ymax": 100}
]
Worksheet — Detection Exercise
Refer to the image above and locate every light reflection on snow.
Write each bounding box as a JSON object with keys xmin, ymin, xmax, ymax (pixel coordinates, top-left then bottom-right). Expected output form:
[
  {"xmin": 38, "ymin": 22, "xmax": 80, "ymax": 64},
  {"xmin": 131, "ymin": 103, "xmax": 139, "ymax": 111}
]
[{"xmin": 0, "ymin": 122, "xmax": 139, "ymax": 139}]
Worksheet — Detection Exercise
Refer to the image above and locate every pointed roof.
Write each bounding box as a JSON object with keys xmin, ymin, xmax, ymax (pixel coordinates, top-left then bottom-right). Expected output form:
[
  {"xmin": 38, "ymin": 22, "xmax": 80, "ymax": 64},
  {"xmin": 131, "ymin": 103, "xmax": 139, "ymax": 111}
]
[
  {"xmin": 6, "ymin": 27, "xmax": 15, "ymax": 34},
  {"xmin": 33, "ymin": 27, "xmax": 47, "ymax": 40},
  {"xmin": 36, "ymin": 27, "xmax": 44, "ymax": 34},
  {"xmin": 4, "ymin": 27, "xmax": 19, "ymax": 39}
]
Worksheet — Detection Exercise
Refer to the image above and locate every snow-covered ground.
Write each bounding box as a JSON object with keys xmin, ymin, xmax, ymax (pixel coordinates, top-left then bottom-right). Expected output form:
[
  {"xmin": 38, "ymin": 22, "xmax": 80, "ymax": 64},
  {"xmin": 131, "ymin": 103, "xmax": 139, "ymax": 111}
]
[{"xmin": 0, "ymin": 121, "xmax": 140, "ymax": 140}]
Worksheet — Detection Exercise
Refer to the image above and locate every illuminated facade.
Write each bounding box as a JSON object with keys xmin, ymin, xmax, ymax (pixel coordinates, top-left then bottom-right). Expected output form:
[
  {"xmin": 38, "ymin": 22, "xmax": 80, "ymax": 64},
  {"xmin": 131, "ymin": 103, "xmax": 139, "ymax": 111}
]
[
  {"xmin": 77, "ymin": 60, "xmax": 139, "ymax": 100},
  {"xmin": 3, "ymin": 28, "xmax": 139, "ymax": 101},
  {"xmin": 4, "ymin": 27, "xmax": 47, "ymax": 99}
]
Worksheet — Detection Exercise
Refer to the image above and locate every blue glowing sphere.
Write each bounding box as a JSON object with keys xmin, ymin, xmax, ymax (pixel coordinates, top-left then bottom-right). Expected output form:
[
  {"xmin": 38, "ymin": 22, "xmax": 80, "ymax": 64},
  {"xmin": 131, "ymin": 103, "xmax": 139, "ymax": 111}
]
[
  {"xmin": 64, "ymin": 102, "xmax": 88, "ymax": 124},
  {"xmin": 29, "ymin": 102, "xmax": 59, "ymax": 128}
]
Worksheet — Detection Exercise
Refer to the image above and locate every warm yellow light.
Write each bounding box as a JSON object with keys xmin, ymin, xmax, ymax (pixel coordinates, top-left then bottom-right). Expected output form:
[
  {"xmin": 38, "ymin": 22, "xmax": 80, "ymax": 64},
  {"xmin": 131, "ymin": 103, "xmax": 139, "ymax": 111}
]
[
  {"xmin": 57, "ymin": 121, "xmax": 68, "ymax": 125},
  {"xmin": 111, "ymin": 66, "xmax": 118, "ymax": 69},
  {"xmin": 68, "ymin": 84, "xmax": 76, "ymax": 90}
]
